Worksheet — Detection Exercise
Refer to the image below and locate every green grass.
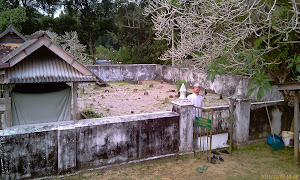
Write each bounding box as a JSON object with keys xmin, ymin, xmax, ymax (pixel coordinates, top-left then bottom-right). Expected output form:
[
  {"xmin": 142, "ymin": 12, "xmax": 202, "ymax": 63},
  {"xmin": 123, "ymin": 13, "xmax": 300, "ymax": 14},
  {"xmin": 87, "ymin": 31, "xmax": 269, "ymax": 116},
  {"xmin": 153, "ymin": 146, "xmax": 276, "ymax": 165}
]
[
  {"xmin": 53, "ymin": 137, "xmax": 299, "ymax": 180},
  {"xmin": 226, "ymin": 143, "xmax": 300, "ymax": 180}
]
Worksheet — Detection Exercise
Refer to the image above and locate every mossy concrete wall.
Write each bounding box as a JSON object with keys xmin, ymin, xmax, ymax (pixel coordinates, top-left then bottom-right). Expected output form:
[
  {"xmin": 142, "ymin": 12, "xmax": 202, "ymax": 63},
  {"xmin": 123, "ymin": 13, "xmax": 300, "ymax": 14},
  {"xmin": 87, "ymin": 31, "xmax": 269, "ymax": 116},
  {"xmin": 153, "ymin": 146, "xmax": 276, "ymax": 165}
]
[
  {"xmin": 87, "ymin": 64, "xmax": 157, "ymax": 82},
  {"xmin": 192, "ymin": 101, "xmax": 291, "ymax": 141},
  {"xmin": 249, "ymin": 102, "xmax": 294, "ymax": 140},
  {"xmin": 0, "ymin": 112, "xmax": 181, "ymax": 179},
  {"xmin": 87, "ymin": 64, "xmax": 287, "ymax": 144},
  {"xmin": 88, "ymin": 64, "xmax": 283, "ymax": 102}
]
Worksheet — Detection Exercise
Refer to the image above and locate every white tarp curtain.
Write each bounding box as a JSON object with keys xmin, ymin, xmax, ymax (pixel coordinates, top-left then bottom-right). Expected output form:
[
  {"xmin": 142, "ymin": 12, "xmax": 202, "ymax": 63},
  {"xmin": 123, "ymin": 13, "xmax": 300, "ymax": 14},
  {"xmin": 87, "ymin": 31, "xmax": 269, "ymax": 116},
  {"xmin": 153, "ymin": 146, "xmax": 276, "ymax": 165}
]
[{"xmin": 11, "ymin": 87, "xmax": 71, "ymax": 125}]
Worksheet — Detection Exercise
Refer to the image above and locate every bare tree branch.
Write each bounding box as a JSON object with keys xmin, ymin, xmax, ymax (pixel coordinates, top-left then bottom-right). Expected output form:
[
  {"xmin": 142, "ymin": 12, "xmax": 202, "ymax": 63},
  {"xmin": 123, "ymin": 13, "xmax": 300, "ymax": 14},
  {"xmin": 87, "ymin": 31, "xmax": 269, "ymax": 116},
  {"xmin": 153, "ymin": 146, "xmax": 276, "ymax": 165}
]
[{"xmin": 145, "ymin": 0, "xmax": 300, "ymax": 75}]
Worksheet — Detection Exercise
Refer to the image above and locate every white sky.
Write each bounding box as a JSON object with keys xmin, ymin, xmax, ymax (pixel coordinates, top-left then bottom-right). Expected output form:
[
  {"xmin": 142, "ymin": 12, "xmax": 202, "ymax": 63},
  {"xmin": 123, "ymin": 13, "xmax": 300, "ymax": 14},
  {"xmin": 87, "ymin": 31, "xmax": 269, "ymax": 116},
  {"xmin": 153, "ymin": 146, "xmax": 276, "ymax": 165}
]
[{"xmin": 54, "ymin": 7, "xmax": 64, "ymax": 18}]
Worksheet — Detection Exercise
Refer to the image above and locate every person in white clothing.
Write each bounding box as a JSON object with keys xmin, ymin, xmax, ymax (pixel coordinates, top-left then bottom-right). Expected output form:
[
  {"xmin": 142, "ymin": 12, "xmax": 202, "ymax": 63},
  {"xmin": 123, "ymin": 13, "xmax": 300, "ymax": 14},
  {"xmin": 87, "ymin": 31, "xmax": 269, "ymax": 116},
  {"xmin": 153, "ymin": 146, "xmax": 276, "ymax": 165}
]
[
  {"xmin": 187, "ymin": 83, "xmax": 203, "ymax": 123},
  {"xmin": 187, "ymin": 83, "xmax": 204, "ymax": 149}
]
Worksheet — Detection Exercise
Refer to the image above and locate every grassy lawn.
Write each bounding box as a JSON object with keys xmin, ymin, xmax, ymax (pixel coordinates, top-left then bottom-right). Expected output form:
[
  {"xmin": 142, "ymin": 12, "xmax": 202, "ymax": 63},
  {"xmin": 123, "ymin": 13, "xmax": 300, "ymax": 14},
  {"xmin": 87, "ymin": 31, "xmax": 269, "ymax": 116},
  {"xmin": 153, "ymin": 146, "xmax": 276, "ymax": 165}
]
[{"xmin": 54, "ymin": 142, "xmax": 299, "ymax": 180}]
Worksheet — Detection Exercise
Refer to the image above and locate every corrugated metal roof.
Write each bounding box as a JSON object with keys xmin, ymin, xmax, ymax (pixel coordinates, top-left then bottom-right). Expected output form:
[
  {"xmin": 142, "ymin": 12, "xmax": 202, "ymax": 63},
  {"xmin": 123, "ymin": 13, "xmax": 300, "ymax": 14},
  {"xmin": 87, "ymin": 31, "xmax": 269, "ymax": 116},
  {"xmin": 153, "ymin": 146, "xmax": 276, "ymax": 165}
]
[
  {"xmin": 0, "ymin": 55, "xmax": 97, "ymax": 84},
  {"xmin": 0, "ymin": 28, "xmax": 106, "ymax": 86}
]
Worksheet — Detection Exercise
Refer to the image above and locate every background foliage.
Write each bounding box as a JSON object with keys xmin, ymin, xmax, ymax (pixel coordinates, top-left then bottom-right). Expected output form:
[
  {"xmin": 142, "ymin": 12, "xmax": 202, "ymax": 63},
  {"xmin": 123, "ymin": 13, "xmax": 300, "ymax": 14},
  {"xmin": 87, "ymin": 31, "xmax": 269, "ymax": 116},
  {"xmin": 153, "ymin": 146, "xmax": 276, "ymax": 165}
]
[
  {"xmin": 0, "ymin": 0, "xmax": 168, "ymax": 65},
  {"xmin": 1, "ymin": 0, "xmax": 299, "ymax": 101}
]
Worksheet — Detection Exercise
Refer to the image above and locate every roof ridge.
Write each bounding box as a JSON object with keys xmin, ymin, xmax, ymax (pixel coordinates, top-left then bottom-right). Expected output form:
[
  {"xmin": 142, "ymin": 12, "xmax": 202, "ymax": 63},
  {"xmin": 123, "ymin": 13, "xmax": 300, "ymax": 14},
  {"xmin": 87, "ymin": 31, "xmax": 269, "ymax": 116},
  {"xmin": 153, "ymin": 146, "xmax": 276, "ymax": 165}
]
[
  {"xmin": 28, "ymin": 31, "xmax": 51, "ymax": 40},
  {"xmin": 0, "ymin": 24, "xmax": 27, "ymax": 41}
]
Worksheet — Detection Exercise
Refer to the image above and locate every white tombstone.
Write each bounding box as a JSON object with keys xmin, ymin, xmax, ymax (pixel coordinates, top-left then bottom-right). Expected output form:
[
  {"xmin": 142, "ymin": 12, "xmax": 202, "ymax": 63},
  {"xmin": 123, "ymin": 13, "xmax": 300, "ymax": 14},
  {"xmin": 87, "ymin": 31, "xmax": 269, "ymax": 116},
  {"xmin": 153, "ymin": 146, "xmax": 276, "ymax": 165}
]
[{"xmin": 179, "ymin": 83, "xmax": 187, "ymax": 99}]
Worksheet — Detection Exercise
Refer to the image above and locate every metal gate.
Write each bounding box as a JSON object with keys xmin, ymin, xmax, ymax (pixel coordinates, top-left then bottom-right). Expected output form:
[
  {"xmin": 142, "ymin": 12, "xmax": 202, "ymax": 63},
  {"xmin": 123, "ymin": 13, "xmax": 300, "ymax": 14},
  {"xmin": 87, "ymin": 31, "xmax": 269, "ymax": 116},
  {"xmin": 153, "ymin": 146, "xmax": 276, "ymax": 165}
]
[{"xmin": 193, "ymin": 106, "xmax": 213, "ymax": 163}]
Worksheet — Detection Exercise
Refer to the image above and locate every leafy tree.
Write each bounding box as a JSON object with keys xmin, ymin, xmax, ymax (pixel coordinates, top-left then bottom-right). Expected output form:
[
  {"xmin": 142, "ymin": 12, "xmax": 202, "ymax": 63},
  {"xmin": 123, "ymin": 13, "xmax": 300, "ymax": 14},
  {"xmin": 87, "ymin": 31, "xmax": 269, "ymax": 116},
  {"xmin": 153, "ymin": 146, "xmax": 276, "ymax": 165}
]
[
  {"xmin": 116, "ymin": 1, "xmax": 153, "ymax": 47},
  {"xmin": 146, "ymin": 0, "xmax": 300, "ymax": 101},
  {"xmin": 95, "ymin": 45, "xmax": 112, "ymax": 60},
  {"xmin": 0, "ymin": 0, "xmax": 13, "ymax": 11},
  {"xmin": 1, "ymin": 0, "xmax": 62, "ymax": 34},
  {"xmin": 128, "ymin": 39, "xmax": 168, "ymax": 64},
  {"xmin": 38, "ymin": 11, "xmax": 79, "ymax": 35},
  {"xmin": 3, "ymin": 0, "xmax": 62, "ymax": 16},
  {"xmin": 94, "ymin": 32, "xmax": 120, "ymax": 50},
  {"xmin": 64, "ymin": 0, "xmax": 116, "ymax": 62},
  {"xmin": 1, "ymin": 0, "xmax": 169, "ymax": 66},
  {"xmin": 114, "ymin": 0, "xmax": 168, "ymax": 64},
  {"xmin": 35, "ymin": 0, "xmax": 62, "ymax": 17},
  {"xmin": 0, "ymin": 6, "xmax": 27, "ymax": 32},
  {"xmin": 114, "ymin": 46, "xmax": 131, "ymax": 63}
]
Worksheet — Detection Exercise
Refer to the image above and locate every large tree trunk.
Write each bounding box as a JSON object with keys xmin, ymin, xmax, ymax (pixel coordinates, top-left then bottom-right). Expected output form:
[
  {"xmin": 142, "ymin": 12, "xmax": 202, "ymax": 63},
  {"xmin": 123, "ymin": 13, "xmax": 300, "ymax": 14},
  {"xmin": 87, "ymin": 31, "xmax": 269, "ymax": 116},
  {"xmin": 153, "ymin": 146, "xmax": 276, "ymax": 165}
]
[
  {"xmin": 274, "ymin": 66, "xmax": 293, "ymax": 106},
  {"xmin": 87, "ymin": 31, "xmax": 95, "ymax": 64}
]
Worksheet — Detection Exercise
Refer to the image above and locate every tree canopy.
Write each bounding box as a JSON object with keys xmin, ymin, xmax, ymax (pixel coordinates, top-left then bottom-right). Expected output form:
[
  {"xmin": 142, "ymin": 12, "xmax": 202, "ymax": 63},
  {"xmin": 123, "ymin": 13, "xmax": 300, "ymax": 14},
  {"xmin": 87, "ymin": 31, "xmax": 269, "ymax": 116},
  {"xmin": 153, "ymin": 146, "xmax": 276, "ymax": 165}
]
[
  {"xmin": 2, "ymin": 0, "xmax": 299, "ymax": 101},
  {"xmin": 145, "ymin": 0, "xmax": 300, "ymax": 100},
  {"xmin": 0, "ymin": 6, "xmax": 27, "ymax": 32},
  {"xmin": 0, "ymin": 0, "xmax": 167, "ymax": 64}
]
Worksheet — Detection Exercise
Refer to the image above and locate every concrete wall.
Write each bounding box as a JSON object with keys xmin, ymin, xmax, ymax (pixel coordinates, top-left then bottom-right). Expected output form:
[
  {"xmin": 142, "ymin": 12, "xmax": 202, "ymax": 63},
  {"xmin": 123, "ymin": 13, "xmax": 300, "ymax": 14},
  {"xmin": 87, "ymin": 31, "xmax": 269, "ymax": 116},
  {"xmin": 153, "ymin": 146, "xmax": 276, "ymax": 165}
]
[
  {"xmin": 196, "ymin": 101, "xmax": 292, "ymax": 141},
  {"xmin": 88, "ymin": 64, "xmax": 157, "ymax": 82},
  {"xmin": 1, "ymin": 64, "xmax": 290, "ymax": 179},
  {"xmin": 203, "ymin": 105, "xmax": 230, "ymax": 135},
  {"xmin": 0, "ymin": 112, "xmax": 181, "ymax": 179},
  {"xmin": 249, "ymin": 101, "xmax": 294, "ymax": 140},
  {"xmin": 88, "ymin": 64, "xmax": 284, "ymax": 102},
  {"xmin": 88, "ymin": 64, "xmax": 289, "ymax": 140}
]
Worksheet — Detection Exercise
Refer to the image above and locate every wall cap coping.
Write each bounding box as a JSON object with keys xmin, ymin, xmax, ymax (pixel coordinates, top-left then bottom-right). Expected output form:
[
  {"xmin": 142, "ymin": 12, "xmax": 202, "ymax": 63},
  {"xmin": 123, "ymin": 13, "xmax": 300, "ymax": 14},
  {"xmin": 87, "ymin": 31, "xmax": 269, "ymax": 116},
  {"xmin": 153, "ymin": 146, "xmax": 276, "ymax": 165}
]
[
  {"xmin": 250, "ymin": 100, "xmax": 285, "ymax": 109},
  {"xmin": 0, "ymin": 111, "xmax": 179, "ymax": 136},
  {"xmin": 172, "ymin": 99, "xmax": 194, "ymax": 106},
  {"xmin": 204, "ymin": 105, "xmax": 229, "ymax": 110}
]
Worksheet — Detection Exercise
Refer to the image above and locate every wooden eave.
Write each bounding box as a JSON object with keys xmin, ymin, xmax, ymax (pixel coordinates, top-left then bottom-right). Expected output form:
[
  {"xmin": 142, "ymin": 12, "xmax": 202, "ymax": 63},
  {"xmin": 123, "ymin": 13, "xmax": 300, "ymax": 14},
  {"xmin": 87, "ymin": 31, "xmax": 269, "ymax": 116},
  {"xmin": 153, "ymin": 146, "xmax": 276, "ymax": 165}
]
[{"xmin": 276, "ymin": 83, "xmax": 300, "ymax": 91}]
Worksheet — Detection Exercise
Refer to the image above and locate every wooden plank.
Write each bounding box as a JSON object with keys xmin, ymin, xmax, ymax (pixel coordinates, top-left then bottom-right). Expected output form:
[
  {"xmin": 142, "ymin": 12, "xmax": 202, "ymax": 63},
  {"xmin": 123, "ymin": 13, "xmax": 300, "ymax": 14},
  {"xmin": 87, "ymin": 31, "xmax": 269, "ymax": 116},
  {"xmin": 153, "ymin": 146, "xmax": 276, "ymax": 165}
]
[
  {"xmin": 80, "ymin": 112, "xmax": 88, "ymax": 119},
  {"xmin": 277, "ymin": 83, "xmax": 300, "ymax": 91},
  {"xmin": 229, "ymin": 100, "xmax": 234, "ymax": 155},
  {"xmin": 4, "ymin": 85, "xmax": 11, "ymax": 128},
  {"xmin": 73, "ymin": 82, "xmax": 78, "ymax": 121},
  {"xmin": 0, "ymin": 98, "xmax": 5, "ymax": 104},
  {"xmin": 96, "ymin": 81, "xmax": 107, "ymax": 87},
  {"xmin": 9, "ymin": 50, "xmax": 27, "ymax": 67},
  {"xmin": 294, "ymin": 91, "xmax": 299, "ymax": 164},
  {"xmin": 0, "ymin": 104, "xmax": 5, "ymax": 111}
]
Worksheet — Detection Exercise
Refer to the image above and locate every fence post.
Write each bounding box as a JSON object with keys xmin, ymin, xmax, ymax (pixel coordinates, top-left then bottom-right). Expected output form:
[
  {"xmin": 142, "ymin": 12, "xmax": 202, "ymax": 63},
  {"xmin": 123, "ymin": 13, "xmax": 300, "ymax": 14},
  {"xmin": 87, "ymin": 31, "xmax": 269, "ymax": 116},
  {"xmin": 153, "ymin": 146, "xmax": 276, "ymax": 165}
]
[
  {"xmin": 172, "ymin": 84, "xmax": 194, "ymax": 153},
  {"xmin": 230, "ymin": 81, "xmax": 251, "ymax": 145}
]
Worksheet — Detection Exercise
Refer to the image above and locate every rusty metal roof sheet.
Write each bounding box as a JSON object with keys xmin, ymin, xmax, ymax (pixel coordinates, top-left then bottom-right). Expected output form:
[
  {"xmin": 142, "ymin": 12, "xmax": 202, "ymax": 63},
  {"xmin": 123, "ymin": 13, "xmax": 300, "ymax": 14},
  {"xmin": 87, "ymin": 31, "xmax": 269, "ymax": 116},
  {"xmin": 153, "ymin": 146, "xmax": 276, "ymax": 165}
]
[
  {"xmin": 0, "ymin": 54, "xmax": 97, "ymax": 84},
  {"xmin": 2, "ymin": 39, "xmax": 37, "ymax": 63},
  {"xmin": 0, "ymin": 44, "xmax": 19, "ymax": 59},
  {"xmin": 0, "ymin": 44, "xmax": 18, "ymax": 69}
]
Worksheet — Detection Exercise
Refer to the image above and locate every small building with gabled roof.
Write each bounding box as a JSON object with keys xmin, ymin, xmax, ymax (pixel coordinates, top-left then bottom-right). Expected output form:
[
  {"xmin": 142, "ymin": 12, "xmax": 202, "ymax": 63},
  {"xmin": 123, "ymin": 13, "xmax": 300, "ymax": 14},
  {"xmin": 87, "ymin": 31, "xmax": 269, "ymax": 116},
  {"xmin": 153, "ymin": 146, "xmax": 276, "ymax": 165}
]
[
  {"xmin": 0, "ymin": 25, "xmax": 106, "ymax": 129},
  {"xmin": 0, "ymin": 24, "xmax": 26, "ymax": 70},
  {"xmin": 0, "ymin": 24, "xmax": 27, "ymax": 43}
]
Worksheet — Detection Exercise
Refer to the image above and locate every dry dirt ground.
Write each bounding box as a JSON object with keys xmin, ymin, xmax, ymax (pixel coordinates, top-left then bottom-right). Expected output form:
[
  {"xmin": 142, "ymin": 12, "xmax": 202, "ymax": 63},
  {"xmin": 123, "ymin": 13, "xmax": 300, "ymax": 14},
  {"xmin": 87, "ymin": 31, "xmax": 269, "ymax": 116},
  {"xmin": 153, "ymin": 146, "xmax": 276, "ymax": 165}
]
[
  {"xmin": 56, "ymin": 143, "xmax": 299, "ymax": 180},
  {"xmin": 77, "ymin": 80, "xmax": 229, "ymax": 118}
]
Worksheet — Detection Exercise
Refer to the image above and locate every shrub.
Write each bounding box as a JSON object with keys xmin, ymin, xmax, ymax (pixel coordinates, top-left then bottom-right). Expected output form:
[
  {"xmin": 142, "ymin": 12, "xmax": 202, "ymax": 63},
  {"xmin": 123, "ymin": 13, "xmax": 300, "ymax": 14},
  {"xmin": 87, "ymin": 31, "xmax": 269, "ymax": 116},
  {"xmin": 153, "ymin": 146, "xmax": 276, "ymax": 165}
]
[
  {"xmin": 95, "ymin": 45, "xmax": 111, "ymax": 60},
  {"xmin": 176, "ymin": 80, "xmax": 190, "ymax": 91},
  {"xmin": 81, "ymin": 109, "xmax": 103, "ymax": 119}
]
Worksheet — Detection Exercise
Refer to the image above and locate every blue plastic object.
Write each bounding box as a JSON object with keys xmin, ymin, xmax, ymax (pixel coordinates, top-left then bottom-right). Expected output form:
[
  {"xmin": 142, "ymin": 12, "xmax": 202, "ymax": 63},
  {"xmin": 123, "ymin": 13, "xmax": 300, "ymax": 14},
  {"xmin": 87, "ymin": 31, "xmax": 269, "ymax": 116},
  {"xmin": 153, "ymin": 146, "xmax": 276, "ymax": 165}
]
[{"xmin": 267, "ymin": 134, "xmax": 284, "ymax": 147}]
